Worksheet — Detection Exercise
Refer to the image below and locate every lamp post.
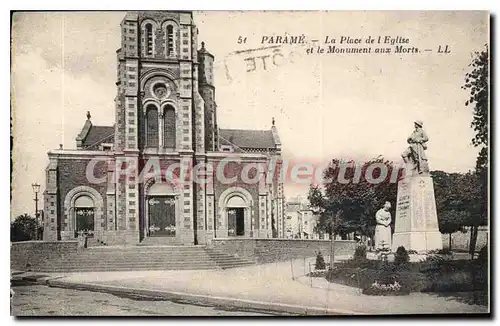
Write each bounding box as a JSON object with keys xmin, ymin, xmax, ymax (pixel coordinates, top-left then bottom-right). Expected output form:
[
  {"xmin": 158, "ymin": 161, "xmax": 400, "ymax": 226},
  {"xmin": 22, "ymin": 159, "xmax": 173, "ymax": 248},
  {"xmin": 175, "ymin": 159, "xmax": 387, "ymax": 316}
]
[{"xmin": 32, "ymin": 183, "xmax": 40, "ymax": 240}]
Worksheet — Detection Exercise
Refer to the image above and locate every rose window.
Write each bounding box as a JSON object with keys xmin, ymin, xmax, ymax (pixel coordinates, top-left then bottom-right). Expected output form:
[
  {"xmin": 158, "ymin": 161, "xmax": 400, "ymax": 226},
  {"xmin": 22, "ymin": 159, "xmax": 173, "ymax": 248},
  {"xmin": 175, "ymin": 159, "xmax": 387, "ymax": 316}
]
[{"xmin": 153, "ymin": 83, "xmax": 169, "ymax": 99}]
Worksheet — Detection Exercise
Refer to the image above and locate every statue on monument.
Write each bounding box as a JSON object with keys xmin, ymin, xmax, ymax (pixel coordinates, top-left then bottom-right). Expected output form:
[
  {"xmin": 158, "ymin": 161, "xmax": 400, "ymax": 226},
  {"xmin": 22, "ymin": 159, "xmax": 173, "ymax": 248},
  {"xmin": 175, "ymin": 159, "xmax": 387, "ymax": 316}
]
[
  {"xmin": 375, "ymin": 201, "xmax": 392, "ymax": 251},
  {"xmin": 402, "ymin": 120, "xmax": 430, "ymax": 176},
  {"xmin": 393, "ymin": 120, "xmax": 443, "ymax": 252}
]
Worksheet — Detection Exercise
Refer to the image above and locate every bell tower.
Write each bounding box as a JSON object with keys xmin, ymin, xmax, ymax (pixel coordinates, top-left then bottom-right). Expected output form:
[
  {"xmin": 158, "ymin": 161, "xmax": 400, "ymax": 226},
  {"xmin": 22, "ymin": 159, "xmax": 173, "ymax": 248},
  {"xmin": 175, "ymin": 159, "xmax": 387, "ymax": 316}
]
[
  {"xmin": 198, "ymin": 41, "xmax": 218, "ymax": 151},
  {"xmin": 114, "ymin": 11, "xmax": 206, "ymax": 153},
  {"xmin": 113, "ymin": 11, "xmax": 207, "ymax": 244}
]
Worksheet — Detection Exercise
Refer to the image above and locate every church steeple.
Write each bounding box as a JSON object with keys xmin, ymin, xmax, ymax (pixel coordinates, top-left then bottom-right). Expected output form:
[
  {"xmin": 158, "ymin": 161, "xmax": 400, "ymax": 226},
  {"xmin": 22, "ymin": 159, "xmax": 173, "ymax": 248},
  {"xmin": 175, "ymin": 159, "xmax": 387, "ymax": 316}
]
[{"xmin": 271, "ymin": 117, "xmax": 281, "ymax": 151}]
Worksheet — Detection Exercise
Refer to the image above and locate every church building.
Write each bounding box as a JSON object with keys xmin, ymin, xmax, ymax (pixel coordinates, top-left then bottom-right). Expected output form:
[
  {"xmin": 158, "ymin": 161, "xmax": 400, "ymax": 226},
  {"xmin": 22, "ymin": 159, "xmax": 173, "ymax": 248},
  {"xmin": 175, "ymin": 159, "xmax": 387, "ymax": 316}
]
[{"xmin": 43, "ymin": 11, "xmax": 285, "ymax": 245}]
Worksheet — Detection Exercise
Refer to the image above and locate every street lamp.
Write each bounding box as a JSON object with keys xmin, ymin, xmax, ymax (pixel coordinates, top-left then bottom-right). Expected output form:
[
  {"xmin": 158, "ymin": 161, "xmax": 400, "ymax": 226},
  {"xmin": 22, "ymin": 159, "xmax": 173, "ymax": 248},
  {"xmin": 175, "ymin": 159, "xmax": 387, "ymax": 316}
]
[{"xmin": 32, "ymin": 183, "xmax": 40, "ymax": 240}]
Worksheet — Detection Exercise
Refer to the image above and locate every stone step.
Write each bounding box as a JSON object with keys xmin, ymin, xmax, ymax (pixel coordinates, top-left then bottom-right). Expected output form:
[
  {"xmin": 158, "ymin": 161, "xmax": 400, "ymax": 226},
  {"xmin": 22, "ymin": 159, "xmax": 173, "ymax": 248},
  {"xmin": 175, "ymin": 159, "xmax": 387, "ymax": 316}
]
[
  {"xmin": 37, "ymin": 261, "xmax": 254, "ymax": 272},
  {"xmin": 73, "ymin": 255, "xmax": 247, "ymax": 260},
  {"xmin": 81, "ymin": 255, "xmax": 247, "ymax": 261},
  {"xmin": 46, "ymin": 261, "xmax": 221, "ymax": 268},
  {"xmin": 203, "ymin": 248, "xmax": 255, "ymax": 267},
  {"xmin": 84, "ymin": 250, "xmax": 216, "ymax": 254},
  {"xmin": 56, "ymin": 258, "xmax": 246, "ymax": 265},
  {"xmin": 75, "ymin": 252, "xmax": 226, "ymax": 257},
  {"xmin": 37, "ymin": 266, "xmax": 217, "ymax": 272},
  {"xmin": 43, "ymin": 259, "xmax": 253, "ymax": 267},
  {"xmin": 44, "ymin": 260, "xmax": 252, "ymax": 267},
  {"xmin": 86, "ymin": 247, "xmax": 207, "ymax": 252},
  {"xmin": 31, "ymin": 245, "xmax": 255, "ymax": 272},
  {"xmin": 137, "ymin": 237, "xmax": 187, "ymax": 246}
]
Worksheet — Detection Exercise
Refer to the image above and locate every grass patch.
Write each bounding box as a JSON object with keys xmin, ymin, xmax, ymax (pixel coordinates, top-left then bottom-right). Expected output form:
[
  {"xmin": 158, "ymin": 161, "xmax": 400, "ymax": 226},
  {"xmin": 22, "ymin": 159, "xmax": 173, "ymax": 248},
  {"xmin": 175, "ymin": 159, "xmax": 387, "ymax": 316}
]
[{"xmin": 326, "ymin": 254, "xmax": 488, "ymax": 302}]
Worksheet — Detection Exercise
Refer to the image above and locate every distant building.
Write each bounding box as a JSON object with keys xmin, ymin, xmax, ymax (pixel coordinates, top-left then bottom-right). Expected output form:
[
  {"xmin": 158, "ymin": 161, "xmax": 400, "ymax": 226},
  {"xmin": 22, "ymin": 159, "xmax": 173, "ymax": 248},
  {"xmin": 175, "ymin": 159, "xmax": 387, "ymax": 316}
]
[
  {"xmin": 284, "ymin": 200, "xmax": 301, "ymax": 239},
  {"xmin": 284, "ymin": 197, "xmax": 329, "ymax": 240}
]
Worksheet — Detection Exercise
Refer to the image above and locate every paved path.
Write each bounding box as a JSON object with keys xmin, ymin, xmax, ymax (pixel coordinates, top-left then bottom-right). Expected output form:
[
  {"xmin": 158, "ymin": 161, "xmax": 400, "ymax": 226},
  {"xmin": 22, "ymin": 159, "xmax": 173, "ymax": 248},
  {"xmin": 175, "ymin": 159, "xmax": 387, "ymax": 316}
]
[
  {"xmin": 11, "ymin": 285, "xmax": 273, "ymax": 316},
  {"xmin": 46, "ymin": 258, "xmax": 488, "ymax": 315}
]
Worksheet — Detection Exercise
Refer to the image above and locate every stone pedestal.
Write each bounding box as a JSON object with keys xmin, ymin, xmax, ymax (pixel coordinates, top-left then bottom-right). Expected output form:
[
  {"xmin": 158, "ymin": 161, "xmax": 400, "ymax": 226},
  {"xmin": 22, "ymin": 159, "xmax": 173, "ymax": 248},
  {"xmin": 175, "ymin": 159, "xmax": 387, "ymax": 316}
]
[{"xmin": 392, "ymin": 175, "xmax": 443, "ymax": 253}]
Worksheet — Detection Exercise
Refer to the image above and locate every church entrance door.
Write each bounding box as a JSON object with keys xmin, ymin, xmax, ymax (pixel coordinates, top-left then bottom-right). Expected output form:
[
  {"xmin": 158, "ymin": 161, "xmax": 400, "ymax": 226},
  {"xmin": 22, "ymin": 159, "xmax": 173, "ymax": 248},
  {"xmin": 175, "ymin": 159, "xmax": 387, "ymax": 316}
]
[
  {"xmin": 148, "ymin": 196, "xmax": 176, "ymax": 237},
  {"xmin": 227, "ymin": 207, "xmax": 245, "ymax": 237}
]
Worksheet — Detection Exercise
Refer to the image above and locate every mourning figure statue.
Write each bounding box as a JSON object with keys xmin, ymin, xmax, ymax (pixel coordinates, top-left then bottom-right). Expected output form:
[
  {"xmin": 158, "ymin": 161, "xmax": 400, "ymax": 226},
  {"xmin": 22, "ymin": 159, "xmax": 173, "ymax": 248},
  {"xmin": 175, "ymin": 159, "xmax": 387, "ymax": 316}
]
[{"xmin": 375, "ymin": 201, "xmax": 392, "ymax": 251}]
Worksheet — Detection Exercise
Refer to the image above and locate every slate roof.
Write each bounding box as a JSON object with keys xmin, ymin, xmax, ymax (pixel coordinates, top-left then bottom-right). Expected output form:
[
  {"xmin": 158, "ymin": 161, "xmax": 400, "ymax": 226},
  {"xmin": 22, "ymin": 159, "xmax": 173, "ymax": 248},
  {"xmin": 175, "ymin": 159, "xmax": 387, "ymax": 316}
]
[
  {"xmin": 82, "ymin": 126, "xmax": 115, "ymax": 148},
  {"xmin": 219, "ymin": 129, "xmax": 276, "ymax": 150},
  {"xmin": 77, "ymin": 126, "xmax": 277, "ymax": 151}
]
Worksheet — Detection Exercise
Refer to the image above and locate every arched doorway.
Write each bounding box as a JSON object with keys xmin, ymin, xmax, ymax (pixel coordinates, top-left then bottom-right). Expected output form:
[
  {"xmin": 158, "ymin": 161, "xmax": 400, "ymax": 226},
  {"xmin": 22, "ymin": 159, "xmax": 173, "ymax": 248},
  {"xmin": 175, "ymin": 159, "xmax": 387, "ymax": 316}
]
[
  {"xmin": 74, "ymin": 195, "xmax": 95, "ymax": 237},
  {"xmin": 62, "ymin": 186, "xmax": 104, "ymax": 241},
  {"xmin": 217, "ymin": 187, "xmax": 254, "ymax": 238},
  {"xmin": 227, "ymin": 196, "xmax": 246, "ymax": 237}
]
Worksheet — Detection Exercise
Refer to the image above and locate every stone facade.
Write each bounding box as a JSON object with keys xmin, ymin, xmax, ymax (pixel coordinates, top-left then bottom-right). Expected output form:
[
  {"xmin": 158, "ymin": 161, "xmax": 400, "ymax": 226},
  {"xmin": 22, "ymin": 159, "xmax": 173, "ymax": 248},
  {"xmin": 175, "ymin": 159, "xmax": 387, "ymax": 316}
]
[{"xmin": 43, "ymin": 11, "xmax": 285, "ymax": 245}]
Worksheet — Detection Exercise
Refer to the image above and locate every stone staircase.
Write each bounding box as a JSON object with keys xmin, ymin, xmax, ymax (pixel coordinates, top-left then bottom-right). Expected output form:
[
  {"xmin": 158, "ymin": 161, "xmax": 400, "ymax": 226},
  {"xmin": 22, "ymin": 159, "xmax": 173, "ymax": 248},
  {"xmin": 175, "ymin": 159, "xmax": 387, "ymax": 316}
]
[
  {"xmin": 137, "ymin": 236, "xmax": 185, "ymax": 246},
  {"xmin": 86, "ymin": 236, "xmax": 107, "ymax": 247},
  {"xmin": 34, "ymin": 246, "xmax": 255, "ymax": 273}
]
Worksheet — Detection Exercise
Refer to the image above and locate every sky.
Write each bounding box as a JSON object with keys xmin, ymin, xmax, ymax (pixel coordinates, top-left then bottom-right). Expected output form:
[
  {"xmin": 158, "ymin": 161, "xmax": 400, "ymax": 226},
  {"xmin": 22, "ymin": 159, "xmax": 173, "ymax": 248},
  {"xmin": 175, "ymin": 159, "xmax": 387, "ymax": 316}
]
[{"xmin": 10, "ymin": 11, "xmax": 488, "ymax": 218}]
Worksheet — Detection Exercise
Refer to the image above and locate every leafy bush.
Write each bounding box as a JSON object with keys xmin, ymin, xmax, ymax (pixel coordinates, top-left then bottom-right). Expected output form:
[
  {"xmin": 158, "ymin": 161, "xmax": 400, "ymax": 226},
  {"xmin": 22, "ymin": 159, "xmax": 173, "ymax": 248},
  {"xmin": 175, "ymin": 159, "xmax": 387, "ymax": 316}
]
[
  {"xmin": 394, "ymin": 246, "xmax": 410, "ymax": 269},
  {"xmin": 336, "ymin": 256, "xmax": 378, "ymax": 270},
  {"xmin": 423, "ymin": 270, "xmax": 473, "ymax": 292},
  {"xmin": 315, "ymin": 251, "xmax": 326, "ymax": 270},
  {"xmin": 11, "ymin": 214, "xmax": 38, "ymax": 242},
  {"xmin": 438, "ymin": 248, "xmax": 452, "ymax": 255},
  {"xmin": 353, "ymin": 245, "xmax": 367, "ymax": 261},
  {"xmin": 419, "ymin": 254, "xmax": 488, "ymax": 293},
  {"xmin": 326, "ymin": 266, "xmax": 378, "ymax": 288},
  {"xmin": 327, "ymin": 255, "xmax": 476, "ymax": 295},
  {"xmin": 473, "ymin": 246, "xmax": 488, "ymax": 292},
  {"xmin": 428, "ymin": 248, "xmax": 452, "ymax": 255},
  {"xmin": 326, "ymin": 261, "xmax": 427, "ymax": 294},
  {"xmin": 307, "ymin": 270, "xmax": 327, "ymax": 278}
]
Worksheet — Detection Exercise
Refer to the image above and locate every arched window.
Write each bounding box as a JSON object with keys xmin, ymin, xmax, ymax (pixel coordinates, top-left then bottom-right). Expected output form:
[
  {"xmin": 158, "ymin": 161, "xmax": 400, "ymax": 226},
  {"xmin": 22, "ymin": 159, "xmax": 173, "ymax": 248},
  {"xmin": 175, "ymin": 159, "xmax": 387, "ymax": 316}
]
[
  {"xmin": 145, "ymin": 23, "xmax": 153, "ymax": 56},
  {"xmin": 166, "ymin": 25, "xmax": 174, "ymax": 56},
  {"xmin": 163, "ymin": 105, "xmax": 176, "ymax": 149},
  {"xmin": 74, "ymin": 195, "xmax": 95, "ymax": 235},
  {"xmin": 146, "ymin": 105, "xmax": 159, "ymax": 147}
]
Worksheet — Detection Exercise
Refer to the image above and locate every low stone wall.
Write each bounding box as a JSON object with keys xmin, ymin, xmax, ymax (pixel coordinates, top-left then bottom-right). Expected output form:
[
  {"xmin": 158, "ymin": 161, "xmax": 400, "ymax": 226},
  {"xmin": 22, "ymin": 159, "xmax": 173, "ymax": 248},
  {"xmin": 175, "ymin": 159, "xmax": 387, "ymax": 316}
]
[
  {"xmin": 10, "ymin": 241, "xmax": 79, "ymax": 271},
  {"xmin": 209, "ymin": 238, "xmax": 357, "ymax": 264}
]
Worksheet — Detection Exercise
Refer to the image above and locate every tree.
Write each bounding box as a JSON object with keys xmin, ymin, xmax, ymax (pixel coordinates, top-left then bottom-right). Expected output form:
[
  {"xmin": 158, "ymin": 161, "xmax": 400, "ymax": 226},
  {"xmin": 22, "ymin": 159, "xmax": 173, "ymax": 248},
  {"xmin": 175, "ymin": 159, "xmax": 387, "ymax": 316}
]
[
  {"xmin": 309, "ymin": 183, "xmax": 337, "ymax": 268},
  {"xmin": 433, "ymin": 171, "xmax": 464, "ymax": 249},
  {"xmin": 308, "ymin": 157, "xmax": 400, "ymax": 268},
  {"xmin": 432, "ymin": 170, "xmax": 486, "ymax": 254},
  {"xmin": 310, "ymin": 157, "xmax": 399, "ymax": 236},
  {"xmin": 438, "ymin": 210, "xmax": 467, "ymax": 250},
  {"xmin": 462, "ymin": 45, "xmax": 489, "ymax": 256},
  {"xmin": 11, "ymin": 214, "xmax": 38, "ymax": 242},
  {"xmin": 463, "ymin": 45, "xmax": 488, "ymax": 153}
]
